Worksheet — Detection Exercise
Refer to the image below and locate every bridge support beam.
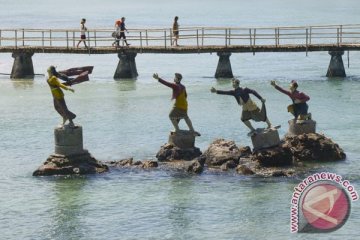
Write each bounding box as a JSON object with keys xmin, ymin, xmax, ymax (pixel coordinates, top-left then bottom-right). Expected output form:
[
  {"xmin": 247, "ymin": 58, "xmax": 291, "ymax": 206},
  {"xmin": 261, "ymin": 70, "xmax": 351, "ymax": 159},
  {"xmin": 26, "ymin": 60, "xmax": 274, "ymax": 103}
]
[
  {"xmin": 215, "ymin": 52, "xmax": 234, "ymax": 78},
  {"xmin": 11, "ymin": 51, "xmax": 35, "ymax": 79},
  {"xmin": 326, "ymin": 50, "xmax": 346, "ymax": 78},
  {"xmin": 114, "ymin": 52, "xmax": 138, "ymax": 79}
]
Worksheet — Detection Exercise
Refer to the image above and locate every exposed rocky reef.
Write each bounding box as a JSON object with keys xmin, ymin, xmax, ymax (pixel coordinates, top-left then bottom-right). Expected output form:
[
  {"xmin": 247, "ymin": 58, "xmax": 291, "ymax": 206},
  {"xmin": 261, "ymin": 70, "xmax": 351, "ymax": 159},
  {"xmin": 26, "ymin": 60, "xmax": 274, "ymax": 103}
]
[{"xmin": 33, "ymin": 133, "xmax": 345, "ymax": 177}]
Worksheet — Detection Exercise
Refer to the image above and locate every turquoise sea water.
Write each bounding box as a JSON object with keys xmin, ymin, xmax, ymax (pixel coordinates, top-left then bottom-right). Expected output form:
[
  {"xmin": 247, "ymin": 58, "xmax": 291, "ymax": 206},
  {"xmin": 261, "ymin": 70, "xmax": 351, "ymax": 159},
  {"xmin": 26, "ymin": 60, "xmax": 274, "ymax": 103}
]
[{"xmin": 1, "ymin": 0, "xmax": 360, "ymax": 239}]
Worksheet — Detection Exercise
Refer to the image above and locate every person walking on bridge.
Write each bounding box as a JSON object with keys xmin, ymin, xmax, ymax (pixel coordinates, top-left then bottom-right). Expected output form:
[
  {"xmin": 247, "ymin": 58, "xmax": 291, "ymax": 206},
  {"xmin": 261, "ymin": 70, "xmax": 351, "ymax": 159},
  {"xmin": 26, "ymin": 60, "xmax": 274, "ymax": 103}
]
[
  {"xmin": 153, "ymin": 72, "xmax": 200, "ymax": 136},
  {"xmin": 76, "ymin": 18, "xmax": 88, "ymax": 48},
  {"xmin": 119, "ymin": 17, "xmax": 130, "ymax": 46},
  {"xmin": 172, "ymin": 16, "xmax": 179, "ymax": 46}
]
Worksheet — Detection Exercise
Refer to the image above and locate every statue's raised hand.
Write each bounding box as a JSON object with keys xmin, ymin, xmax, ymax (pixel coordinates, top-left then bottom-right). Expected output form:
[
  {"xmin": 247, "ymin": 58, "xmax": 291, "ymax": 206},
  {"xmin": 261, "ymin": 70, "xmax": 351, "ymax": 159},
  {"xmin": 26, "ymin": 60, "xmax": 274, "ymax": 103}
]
[
  {"xmin": 210, "ymin": 87, "xmax": 217, "ymax": 93},
  {"xmin": 153, "ymin": 73, "xmax": 159, "ymax": 80},
  {"xmin": 270, "ymin": 80, "xmax": 276, "ymax": 86}
]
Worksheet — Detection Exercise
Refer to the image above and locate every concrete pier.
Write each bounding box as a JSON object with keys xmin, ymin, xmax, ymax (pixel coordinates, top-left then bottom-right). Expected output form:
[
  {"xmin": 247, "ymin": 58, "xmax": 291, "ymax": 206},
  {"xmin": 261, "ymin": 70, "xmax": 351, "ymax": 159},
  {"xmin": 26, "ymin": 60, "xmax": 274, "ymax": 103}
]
[
  {"xmin": 114, "ymin": 52, "xmax": 138, "ymax": 79},
  {"xmin": 326, "ymin": 50, "xmax": 346, "ymax": 77},
  {"xmin": 215, "ymin": 52, "xmax": 233, "ymax": 78},
  {"xmin": 10, "ymin": 51, "xmax": 34, "ymax": 78},
  {"xmin": 287, "ymin": 119, "xmax": 316, "ymax": 136},
  {"xmin": 251, "ymin": 128, "xmax": 281, "ymax": 150}
]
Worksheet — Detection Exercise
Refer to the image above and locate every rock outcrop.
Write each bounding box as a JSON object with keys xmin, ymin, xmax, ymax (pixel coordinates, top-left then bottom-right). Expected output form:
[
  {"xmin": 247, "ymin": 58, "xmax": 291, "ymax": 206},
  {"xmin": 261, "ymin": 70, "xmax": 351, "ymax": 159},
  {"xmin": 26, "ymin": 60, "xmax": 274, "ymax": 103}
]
[
  {"xmin": 284, "ymin": 133, "xmax": 346, "ymax": 162},
  {"xmin": 201, "ymin": 139, "xmax": 251, "ymax": 167},
  {"xmin": 33, "ymin": 150, "xmax": 108, "ymax": 176},
  {"xmin": 201, "ymin": 133, "xmax": 345, "ymax": 177},
  {"xmin": 156, "ymin": 143, "xmax": 202, "ymax": 161}
]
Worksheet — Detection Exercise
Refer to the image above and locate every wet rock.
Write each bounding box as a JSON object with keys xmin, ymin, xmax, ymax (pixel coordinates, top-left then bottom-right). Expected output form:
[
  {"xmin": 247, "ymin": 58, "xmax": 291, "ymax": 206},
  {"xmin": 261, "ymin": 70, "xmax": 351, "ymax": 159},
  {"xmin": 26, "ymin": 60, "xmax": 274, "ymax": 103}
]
[
  {"xmin": 33, "ymin": 150, "xmax": 108, "ymax": 176},
  {"xmin": 156, "ymin": 143, "xmax": 202, "ymax": 161},
  {"xmin": 107, "ymin": 158, "xmax": 134, "ymax": 167},
  {"xmin": 107, "ymin": 158, "xmax": 158, "ymax": 169},
  {"xmin": 255, "ymin": 168, "xmax": 296, "ymax": 177},
  {"xmin": 141, "ymin": 160, "xmax": 158, "ymax": 169},
  {"xmin": 236, "ymin": 164, "xmax": 255, "ymax": 175},
  {"xmin": 161, "ymin": 159, "xmax": 204, "ymax": 174},
  {"xmin": 202, "ymin": 139, "xmax": 243, "ymax": 166},
  {"xmin": 220, "ymin": 160, "xmax": 238, "ymax": 171},
  {"xmin": 284, "ymin": 133, "xmax": 346, "ymax": 162},
  {"xmin": 252, "ymin": 146, "xmax": 293, "ymax": 167}
]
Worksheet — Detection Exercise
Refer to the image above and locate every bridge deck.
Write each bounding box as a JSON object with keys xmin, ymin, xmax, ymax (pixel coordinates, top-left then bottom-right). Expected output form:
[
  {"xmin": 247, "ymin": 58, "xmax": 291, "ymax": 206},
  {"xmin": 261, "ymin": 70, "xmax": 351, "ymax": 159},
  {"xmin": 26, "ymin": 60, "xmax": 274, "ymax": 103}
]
[
  {"xmin": 1, "ymin": 44, "xmax": 360, "ymax": 54},
  {"xmin": 1, "ymin": 24, "xmax": 360, "ymax": 54}
]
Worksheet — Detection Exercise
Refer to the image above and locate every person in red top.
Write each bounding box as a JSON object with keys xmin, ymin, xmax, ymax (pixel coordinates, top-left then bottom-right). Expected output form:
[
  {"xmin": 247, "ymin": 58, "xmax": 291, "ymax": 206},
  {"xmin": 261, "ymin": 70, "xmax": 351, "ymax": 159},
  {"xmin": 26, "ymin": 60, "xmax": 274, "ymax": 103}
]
[{"xmin": 271, "ymin": 80, "xmax": 311, "ymax": 121}]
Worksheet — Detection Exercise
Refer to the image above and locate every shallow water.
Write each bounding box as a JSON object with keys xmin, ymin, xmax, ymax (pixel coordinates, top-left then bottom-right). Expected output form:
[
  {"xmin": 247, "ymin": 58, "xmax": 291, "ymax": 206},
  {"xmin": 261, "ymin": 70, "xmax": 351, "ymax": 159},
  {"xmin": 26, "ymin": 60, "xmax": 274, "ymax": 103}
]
[{"xmin": 1, "ymin": 0, "xmax": 360, "ymax": 239}]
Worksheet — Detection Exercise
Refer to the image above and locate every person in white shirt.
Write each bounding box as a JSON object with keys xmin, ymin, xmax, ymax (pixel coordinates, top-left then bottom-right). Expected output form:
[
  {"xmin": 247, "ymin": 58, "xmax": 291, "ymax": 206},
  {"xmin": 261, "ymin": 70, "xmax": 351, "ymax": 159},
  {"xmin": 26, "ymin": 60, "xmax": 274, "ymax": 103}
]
[{"xmin": 77, "ymin": 18, "xmax": 88, "ymax": 48}]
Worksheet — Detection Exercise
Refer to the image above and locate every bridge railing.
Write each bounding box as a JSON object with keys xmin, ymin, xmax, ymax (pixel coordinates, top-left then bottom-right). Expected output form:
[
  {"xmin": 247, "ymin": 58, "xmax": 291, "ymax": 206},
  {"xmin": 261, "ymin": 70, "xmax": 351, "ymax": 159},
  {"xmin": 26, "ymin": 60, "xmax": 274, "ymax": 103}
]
[{"xmin": 1, "ymin": 24, "xmax": 360, "ymax": 50}]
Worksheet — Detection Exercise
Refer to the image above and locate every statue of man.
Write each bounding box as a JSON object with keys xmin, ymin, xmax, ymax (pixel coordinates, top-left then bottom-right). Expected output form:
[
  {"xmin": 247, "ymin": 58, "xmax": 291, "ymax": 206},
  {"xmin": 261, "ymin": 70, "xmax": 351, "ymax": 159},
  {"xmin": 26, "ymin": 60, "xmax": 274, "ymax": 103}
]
[
  {"xmin": 153, "ymin": 73, "xmax": 200, "ymax": 136},
  {"xmin": 211, "ymin": 78, "xmax": 273, "ymax": 135},
  {"xmin": 271, "ymin": 80, "xmax": 310, "ymax": 121},
  {"xmin": 47, "ymin": 66, "xmax": 76, "ymax": 127}
]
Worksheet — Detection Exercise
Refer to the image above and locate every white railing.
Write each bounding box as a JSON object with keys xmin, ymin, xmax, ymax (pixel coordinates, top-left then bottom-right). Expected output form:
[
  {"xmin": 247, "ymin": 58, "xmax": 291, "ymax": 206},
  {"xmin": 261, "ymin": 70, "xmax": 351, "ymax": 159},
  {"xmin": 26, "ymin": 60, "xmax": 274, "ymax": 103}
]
[{"xmin": 1, "ymin": 24, "xmax": 360, "ymax": 50}]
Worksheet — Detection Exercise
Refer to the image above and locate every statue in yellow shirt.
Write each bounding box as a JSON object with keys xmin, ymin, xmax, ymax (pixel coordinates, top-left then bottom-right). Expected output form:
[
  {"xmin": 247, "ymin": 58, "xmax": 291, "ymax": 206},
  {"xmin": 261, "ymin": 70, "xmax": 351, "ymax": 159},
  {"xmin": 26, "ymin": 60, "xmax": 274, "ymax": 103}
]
[
  {"xmin": 47, "ymin": 66, "xmax": 76, "ymax": 127},
  {"xmin": 153, "ymin": 72, "xmax": 200, "ymax": 136}
]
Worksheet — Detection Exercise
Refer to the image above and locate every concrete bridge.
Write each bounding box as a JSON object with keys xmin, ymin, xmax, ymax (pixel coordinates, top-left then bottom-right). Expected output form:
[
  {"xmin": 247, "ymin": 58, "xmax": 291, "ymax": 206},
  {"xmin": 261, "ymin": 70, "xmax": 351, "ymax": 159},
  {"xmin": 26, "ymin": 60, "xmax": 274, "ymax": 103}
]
[{"xmin": 1, "ymin": 24, "xmax": 360, "ymax": 78}]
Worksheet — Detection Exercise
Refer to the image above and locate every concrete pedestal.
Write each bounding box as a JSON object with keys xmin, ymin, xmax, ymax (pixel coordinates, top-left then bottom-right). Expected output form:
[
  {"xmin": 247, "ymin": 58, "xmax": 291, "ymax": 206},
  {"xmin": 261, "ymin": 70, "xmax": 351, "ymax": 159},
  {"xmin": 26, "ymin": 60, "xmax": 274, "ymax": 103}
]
[
  {"xmin": 33, "ymin": 123, "xmax": 109, "ymax": 176},
  {"xmin": 287, "ymin": 119, "xmax": 316, "ymax": 136},
  {"xmin": 251, "ymin": 128, "xmax": 281, "ymax": 150},
  {"xmin": 326, "ymin": 50, "xmax": 346, "ymax": 77},
  {"xmin": 54, "ymin": 124, "xmax": 84, "ymax": 156},
  {"xmin": 215, "ymin": 52, "xmax": 234, "ymax": 78},
  {"xmin": 114, "ymin": 52, "xmax": 138, "ymax": 79},
  {"xmin": 11, "ymin": 51, "xmax": 35, "ymax": 78},
  {"xmin": 168, "ymin": 130, "xmax": 195, "ymax": 149}
]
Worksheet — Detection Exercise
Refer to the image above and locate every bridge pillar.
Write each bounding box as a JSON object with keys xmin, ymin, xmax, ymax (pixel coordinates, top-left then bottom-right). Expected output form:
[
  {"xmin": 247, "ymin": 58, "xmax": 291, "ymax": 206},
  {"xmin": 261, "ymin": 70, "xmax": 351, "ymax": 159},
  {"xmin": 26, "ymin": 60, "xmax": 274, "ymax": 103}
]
[
  {"xmin": 114, "ymin": 52, "xmax": 138, "ymax": 79},
  {"xmin": 326, "ymin": 50, "xmax": 346, "ymax": 77},
  {"xmin": 11, "ymin": 51, "xmax": 35, "ymax": 79},
  {"xmin": 215, "ymin": 52, "xmax": 234, "ymax": 78}
]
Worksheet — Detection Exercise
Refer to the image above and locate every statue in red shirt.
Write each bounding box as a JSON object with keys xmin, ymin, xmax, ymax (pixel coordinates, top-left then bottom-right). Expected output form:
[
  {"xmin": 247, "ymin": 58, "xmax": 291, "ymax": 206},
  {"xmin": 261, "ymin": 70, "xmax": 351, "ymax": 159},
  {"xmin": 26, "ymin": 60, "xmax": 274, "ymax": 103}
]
[{"xmin": 271, "ymin": 80, "xmax": 311, "ymax": 122}]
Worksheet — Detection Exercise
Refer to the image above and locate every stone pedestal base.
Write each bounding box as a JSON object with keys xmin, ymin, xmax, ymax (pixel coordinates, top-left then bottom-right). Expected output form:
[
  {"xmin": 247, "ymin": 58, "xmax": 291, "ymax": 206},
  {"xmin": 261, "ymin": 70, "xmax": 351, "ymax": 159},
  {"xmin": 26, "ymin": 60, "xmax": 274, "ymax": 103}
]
[
  {"xmin": 54, "ymin": 124, "xmax": 84, "ymax": 155},
  {"xmin": 168, "ymin": 130, "xmax": 195, "ymax": 149},
  {"xmin": 33, "ymin": 123, "xmax": 108, "ymax": 176},
  {"xmin": 287, "ymin": 119, "xmax": 316, "ymax": 136},
  {"xmin": 33, "ymin": 150, "xmax": 108, "ymax": 176},
  {"xmin": 251, "ymin": 128, "xmax": 281, "ymax": 150}
]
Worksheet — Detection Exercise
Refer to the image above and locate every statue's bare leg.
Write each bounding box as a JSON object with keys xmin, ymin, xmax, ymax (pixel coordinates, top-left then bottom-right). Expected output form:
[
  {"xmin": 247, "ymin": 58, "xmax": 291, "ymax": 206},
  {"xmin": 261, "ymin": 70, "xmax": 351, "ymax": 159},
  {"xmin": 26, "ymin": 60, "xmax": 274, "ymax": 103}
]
[
  {"xmin": 243, "ymin": 120, "xmax": 256, "ymax": 136},
  {"xmin": 184, "ymin": 117, "xmax": 201, "ymax": 136},
  {"xmin": 170, "ymin": 118, "xmax": 181, "ymax": 132},
  {"xmin": 265, "ymin": 118, "xmax": 273, "ymax": 129}
]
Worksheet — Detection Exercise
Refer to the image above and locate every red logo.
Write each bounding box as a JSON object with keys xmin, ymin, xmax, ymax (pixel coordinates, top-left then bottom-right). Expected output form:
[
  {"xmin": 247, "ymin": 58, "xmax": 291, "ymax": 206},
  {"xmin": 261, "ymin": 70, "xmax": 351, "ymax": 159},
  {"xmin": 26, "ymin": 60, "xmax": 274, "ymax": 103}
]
[{"xmin": 301, "ymin": 183, "xmax": 350, "ymax": 232}]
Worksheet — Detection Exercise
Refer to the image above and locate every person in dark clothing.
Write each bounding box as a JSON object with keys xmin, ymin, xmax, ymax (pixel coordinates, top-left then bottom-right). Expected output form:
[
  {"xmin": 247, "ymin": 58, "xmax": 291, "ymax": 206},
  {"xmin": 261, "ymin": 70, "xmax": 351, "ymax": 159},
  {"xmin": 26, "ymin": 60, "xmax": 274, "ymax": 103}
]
[
  {"xmin": 119, "ymin": 17, "xmax": 130, "ymax": 46},
  {"xmin": 271, "ymin": 80, "xmax": 311, "ymax": 121},
  {"xmin": 211, "ymin": 78, "xmax": 273, "ymax": 135}
]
